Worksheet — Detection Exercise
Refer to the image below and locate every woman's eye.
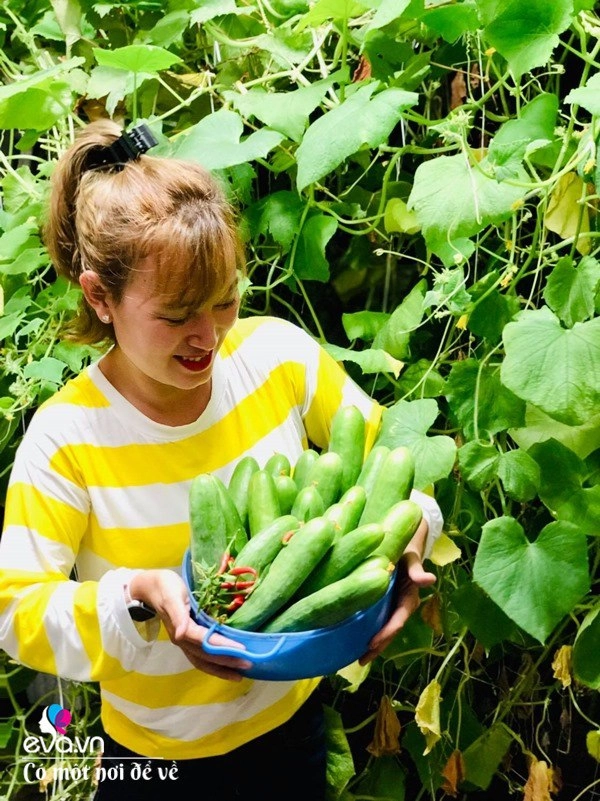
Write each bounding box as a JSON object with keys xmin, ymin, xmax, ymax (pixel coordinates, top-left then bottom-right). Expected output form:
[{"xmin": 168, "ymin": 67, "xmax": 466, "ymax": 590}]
[
  {"xmin": 215, "ymin": 297, "xmax": 238, "ymax": 310},
  {"xmin": 160, "ymin": 317, "xmax": 188, "ymax": 325}
]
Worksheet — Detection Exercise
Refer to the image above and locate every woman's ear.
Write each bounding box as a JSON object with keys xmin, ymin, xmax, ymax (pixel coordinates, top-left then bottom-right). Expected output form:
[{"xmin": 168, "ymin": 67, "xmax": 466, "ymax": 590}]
[{"xmin": 79, "ymin": 270, "xmax": 113, "ymax": 324}]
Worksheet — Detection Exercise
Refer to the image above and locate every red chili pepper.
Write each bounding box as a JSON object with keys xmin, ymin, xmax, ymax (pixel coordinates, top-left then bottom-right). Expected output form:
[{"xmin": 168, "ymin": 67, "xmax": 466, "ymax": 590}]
[
  {"xmin": 225, "ymin": 594, "xmax": 246, "ymax": 612},
  {"xmin": 228, "ymin": 565, "xmax": 258, "ymax": 577},
  {"xmin": 233, "ymin": 580, "xmax": 255, "ymax": 590},
  {"xmin": 220, "ymin": 581, "xmax": 236, "ymax": 590},
  {"xmin": 217, "ymin": 551, "xmax": 231, "ymax": 575}
]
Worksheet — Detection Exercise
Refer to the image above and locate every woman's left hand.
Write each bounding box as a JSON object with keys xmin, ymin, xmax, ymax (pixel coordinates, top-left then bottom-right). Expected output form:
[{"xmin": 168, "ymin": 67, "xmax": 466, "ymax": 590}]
[{"xmin": 359, "ymin": 521, "xmax": 436, "ymax": 665}]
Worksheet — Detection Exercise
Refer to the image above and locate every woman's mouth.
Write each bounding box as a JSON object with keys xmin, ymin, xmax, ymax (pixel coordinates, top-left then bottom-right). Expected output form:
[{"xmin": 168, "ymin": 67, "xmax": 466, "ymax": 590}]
[{"xmin": 175, "ymin": 352, "xmax": 213, "ymax": 372}]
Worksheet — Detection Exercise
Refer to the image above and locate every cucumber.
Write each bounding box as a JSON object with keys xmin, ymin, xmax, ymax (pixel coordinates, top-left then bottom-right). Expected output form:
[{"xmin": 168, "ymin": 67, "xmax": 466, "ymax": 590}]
[
  {"xmin": 233, "ymin": 514, "xmax": 301, "ymax": 575},
  {"xmin": 274, "ymin": 474, "xmax": 298, "ymax": 515},
  {"xmin": 304, "ymin": 451, "xmax": 344, "ymax": 508},
  {"xmin": 328, "ymin": 405, "xmax": 366, "ymax": 493},
  {"xmin": 324, "ymin": 485, "xmax": 367, "ymax": 540},
  {"xmin": 264, "ymin": 452, "xmax": 291, "ymax": 479},
  {"xmin": 227, "ymin": 456, "xmax": 260, "ymax": 529},
  {"xmin": 356, "ymin": 445, "xmax": 390, "ymax": 496},
  {"xmin": 189, "ymin": 473, "xmax": 228, "ymax": 572},
  {"xmin": 290, "ymin": 485, "xmax": 325, "ymax": 522},
  {"xmin": 292, "ymin": 448, "xmax": 319, "ymax": 490},
  {"xmin": 294, "ymin": 522, "xmax": 385, "ymax": 598},
  {"xmin": 261, "ymin": 555, "xmax": 393, "ymax": 633},
  {"xmin": 375, "ymin": 499, "xmax": 423, "ymax": 564},
  {"xmin": 215, "ymin": 477, "xmax": 248, "ymax": 556},
  {"xmin": 358, "ymin": 446, "xmax": 415, "ymax": 526},
  {"xmin": 247, "ymin": 469, "xmax": 282, "ymax": 537},
  {"xmin": 227, "ymin": 517, "xmax": 336, "ymax": 631}
]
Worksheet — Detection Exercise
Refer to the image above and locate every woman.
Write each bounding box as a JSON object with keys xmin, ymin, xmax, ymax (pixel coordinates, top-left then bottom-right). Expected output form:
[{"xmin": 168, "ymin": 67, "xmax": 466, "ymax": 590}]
[{"xmin": 0, "ymin": 121, "xmax": 441, "ymax": 800}]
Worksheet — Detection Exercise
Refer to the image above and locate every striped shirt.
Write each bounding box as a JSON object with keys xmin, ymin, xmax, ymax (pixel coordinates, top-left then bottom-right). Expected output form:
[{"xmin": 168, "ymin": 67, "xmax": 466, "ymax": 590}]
[{"xmin": 0, "ymin": 316, "xmax": 441, "ymax": 758}]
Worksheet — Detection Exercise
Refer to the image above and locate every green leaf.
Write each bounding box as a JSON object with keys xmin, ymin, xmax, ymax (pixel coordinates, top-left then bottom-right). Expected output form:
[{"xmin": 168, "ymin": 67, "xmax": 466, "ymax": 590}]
[
  {"xmin": 451, "ymin": 582, "xmax": 520, "ymax": 649},
  {"xmin": 87, "ymin": 66, "xmax": 155, "ymax": 115},
  {"xmin": 296, "ymin": 84, "xmax": 418, "ymax": 192},
  {"xmin": 244, "ymin": 191, "xmax": 304, "ymax": 252},
  {"xmin": 473, "ymin": 517, "xmax": 590, "ymax": 642},
  {"xmin": 144, "ymin": 11, "xmax": 191, "ymax": 48},
  {"xmin": 565, "ymin": 72, "xmax": 600, "ymax": 116},
  {"xmin": 480, "ymin": 0, "xmax": 574, "ymax": 77},
  {"xmin": 0, "ymin": 219, "xmax": 38, "ymax": 261},
  {"xmin": 0, "ymin": 247, "xmax": 47, "ymax": 276},
  {"xmin": 543, "ymin": 255, "xmax": 600, "ymax": 327},
  {"xmin": 445, "ymin": 359, "xmax": 525, "ymax": 439},
  {"xmin": 168, "ymin": 110, "xmax": 284, "ymax": 170},
  {"xmin": 510, "ymin": 403, "xmax": 600, "ymax": 461},
  {"xmin": 290, "ymin": 214, "xmax": 338, "ymax": 281},
  {"xmin": 421, "ymin": 1, "xmax": 479, "ymax": 43},
  {"xmin": 573, "ymin": 605, "xmax": 600, "ymax": 689},
  {"xmin": 462, "ymin": 724, "xmax": 514, "ymax": 790},
  {"xmin": 352, "ymin": 755, "xmax": 406, "ymax": 800},
  {"xmin": 372, "ymin": 279, "xmax": 426, "ymax": 359},
  {"xmin": 190, "ymin": 0, "xmax": 253, "ymax": 24},
  {"xmin": 376, "ymin": 399, "xmax": 457, "ymax": 488},
  {"xmin": 423, "ymin": 266, "xmax": 472, "ymax": 315},
  {"xmin": 488, "ymin": 93, "xmax": 559, "ymax": 180},
  {"xmin": 296, "ymin": 0, "xmax": 369, "ymax": 29},
  {"xmin": 497, "ymin": 449, "xmax": 540, "ymax": 502},
  {"xmin": 501, "ymin": 306, "xmax": 600, "ymax": 426},
  {"xmin": 407, "ymin": 153, "xmax": 526, "ymax": 258},
  {"xmin": 324, "ymin": 705, "xmax": 355, "ymax": 800},
  {"xmin": 93, "ymin": 44, "xmax": 183, "ymax": 73},
  {"xmin": 395, "ymin": 359, "xmax": 447, "ymax": 399},
  {"xmin": 341, "ymin": 310, "xmax": 390, "ymax": 342},
  {"xmin": 529, "ymin": 438, "xmax": 600, "ymax": 531},
  {"xmin": 384, "ymin": 197, "xmax": 420, "ymax": 234},
  {"xmin": 458, "ymin": 441, "xmax": 500, "ymax": 490},
  {"xmin": 468, "ymin": 286, "xmax": 520, "ymax": 344},
  {"xmin": 365, "ymin": 0, "xmax": 411, "ymax": 31},
  {"xmin": 224, "ymin": 73, "xmax": 342, "ymax": 142},
  {"xmin": 23, "ymin": 357, "xmax": 68, "ymax": 384},
  {"xmin": 323, "ymin": 344, "xmax": 403, "ymax": 377}
]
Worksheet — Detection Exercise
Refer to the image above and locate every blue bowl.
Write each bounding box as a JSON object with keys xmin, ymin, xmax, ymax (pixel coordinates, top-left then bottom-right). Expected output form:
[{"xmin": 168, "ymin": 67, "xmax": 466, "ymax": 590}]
[{"xmin": 182, "ymin": 549, "xmax": 397, "ymax": 681}]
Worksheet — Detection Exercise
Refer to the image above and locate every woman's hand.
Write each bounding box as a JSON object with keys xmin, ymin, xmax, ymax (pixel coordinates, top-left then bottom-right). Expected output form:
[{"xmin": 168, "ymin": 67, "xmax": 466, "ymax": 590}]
[
  {"xmin": 359, "ymin": 518, "xmax": 436, "ymax": 666},
  {"xmin": 128, "ymin": 569, "xmax": 253, "ymax": 682}
]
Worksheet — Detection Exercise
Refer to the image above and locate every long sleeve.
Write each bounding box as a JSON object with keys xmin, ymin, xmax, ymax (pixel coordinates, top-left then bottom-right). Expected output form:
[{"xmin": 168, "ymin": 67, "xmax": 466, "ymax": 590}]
[{"xmin": 0, "ymin": 415, "xmax": 157, "ymax": 682}]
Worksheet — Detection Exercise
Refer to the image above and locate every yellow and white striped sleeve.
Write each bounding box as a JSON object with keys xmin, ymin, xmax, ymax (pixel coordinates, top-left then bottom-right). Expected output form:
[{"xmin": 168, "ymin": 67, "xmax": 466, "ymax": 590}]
[{"xmin": 0, "ymin": 424, "xmax": 157, "ymax": 682}]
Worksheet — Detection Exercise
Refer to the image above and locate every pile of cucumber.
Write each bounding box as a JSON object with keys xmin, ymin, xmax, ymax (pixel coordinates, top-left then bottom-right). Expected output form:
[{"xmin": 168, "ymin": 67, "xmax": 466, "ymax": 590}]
[{"xmin": 189, "ymin": 406, "xmax": 423, "ymax": 634}]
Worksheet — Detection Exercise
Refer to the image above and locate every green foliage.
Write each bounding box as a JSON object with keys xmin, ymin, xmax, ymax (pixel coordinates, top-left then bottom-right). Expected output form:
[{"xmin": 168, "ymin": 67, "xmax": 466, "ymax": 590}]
[{"xmin": 0, "ymin": 0, "xmax": 599, "ymax": 798}]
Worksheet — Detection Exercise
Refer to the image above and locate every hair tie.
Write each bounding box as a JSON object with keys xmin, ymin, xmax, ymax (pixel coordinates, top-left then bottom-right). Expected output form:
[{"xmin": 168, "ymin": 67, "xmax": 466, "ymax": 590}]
[{"xmin": 82, "ymin": 123, "xmax": 158, "ymax": 173}]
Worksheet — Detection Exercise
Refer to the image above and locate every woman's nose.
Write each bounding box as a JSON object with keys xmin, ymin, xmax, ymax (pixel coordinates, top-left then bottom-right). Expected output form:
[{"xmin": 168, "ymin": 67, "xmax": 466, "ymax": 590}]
[{"xmin": 186, "ymin": 312, "xmax": 218, "ymax": 349}]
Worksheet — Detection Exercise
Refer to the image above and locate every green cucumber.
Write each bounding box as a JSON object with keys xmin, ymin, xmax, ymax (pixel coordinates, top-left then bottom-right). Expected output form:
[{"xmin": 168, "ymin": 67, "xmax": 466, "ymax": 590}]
[
  {"xmin": 247, "ymin": 470, "xmax": 282, "ymax": 537},
  {"xmin": 233, "ymin": 514, "xmax": 300, "ymax": 575},
  {"xmin": 189, "ymin": 473, "xmax": 228, "ymax": 572},
  {"xmin": 274, "ymin": 474, "xmax": 298, "ymax": 515},
  {"xmin": 375, "ymin": 499, "xmax": 423, "ymax": 564},
  {"xmin": 328, "ymin": 405, "xmax": 366, "ymax": 493},
  {"xmin": 290, "ymin": 485, "xmax": 325, "ymax": 522},
  {"xmin": 264, "ymin": 452, "xmax": 291, "ymax": 478},
  {"xmin": 355, "ymin": 445, "xmax": 390, "ymax": 497},
  {"xmin": 292, "ymin": 448, "xmax": 320, "ymax": 490},
  {"xmin": 227, "ymin": 517, "xmax": 336, "ymax": 631},
  {"xmin": 214, "ymin": 477, "xmax": 248, "ymax": 556},
  {"xmin": 304, "ymin": 451, "xmax": 344, "ymax": 508},
  {"xmin": 358, "ymin": 446, "xmax": 415, "ymax": 526},
  {"xmin": 261, "ymin": 555, "xmax": 392, "ymax": 633},
  {"xmin": 324, "ymin": 485, "xmax": 367, "ymax": 540},
  {"xmin": 294, "ymin": 522, "xmax": 385, "ymax": 598},
  {"xmin": 227, "ymin": 456, "xmax": 260, "ymax": 529}
]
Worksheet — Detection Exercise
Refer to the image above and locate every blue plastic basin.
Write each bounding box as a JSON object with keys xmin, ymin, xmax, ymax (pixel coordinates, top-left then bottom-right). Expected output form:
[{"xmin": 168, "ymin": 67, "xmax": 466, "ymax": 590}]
[{"xmin": 182, "ymin": 549, "xmax": 397, "ymax": 681}]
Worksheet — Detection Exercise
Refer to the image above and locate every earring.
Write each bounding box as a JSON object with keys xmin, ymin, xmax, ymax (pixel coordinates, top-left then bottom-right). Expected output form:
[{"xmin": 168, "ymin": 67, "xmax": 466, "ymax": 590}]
[{"xmin": 101, "ymin": 315, "xmax": 111, "ymax": 324}]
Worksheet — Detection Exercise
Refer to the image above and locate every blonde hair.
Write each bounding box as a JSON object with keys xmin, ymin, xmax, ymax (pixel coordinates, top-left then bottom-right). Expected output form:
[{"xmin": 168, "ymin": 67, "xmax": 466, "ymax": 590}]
[{"xmin": 44, "ymin": 119, "xmax": 245, "ymax": 345}]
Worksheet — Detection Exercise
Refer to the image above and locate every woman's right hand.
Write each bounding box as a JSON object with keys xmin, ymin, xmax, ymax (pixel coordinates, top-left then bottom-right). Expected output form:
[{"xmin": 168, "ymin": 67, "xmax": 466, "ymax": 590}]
[{"xmin": 128, "ymin": 569, "xmax": 253, "ymax": 682}]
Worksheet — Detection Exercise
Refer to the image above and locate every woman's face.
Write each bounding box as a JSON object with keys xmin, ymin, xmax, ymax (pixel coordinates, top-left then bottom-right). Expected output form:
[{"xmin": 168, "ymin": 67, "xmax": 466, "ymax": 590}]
[{"xmin": 98, "ymin": 258, "xmax": 240, "ymax": 405}]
